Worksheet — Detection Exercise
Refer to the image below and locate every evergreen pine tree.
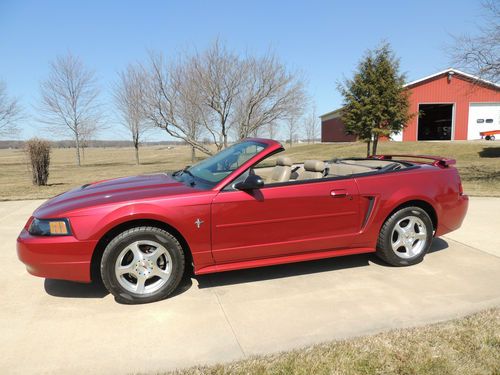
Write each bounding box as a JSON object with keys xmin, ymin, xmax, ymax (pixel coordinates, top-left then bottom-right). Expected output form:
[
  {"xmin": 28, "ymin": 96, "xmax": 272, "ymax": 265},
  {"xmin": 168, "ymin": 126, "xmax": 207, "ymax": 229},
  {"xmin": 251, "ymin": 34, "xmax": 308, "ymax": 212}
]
[{"xmin": 339, "ymin": 43, "xmax": 413, "ymax": 156}]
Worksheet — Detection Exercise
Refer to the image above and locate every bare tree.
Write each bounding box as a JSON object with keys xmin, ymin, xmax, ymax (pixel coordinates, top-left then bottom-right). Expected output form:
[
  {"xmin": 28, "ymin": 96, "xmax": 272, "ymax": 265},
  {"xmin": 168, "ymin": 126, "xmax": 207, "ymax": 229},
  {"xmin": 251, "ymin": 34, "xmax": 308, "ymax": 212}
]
[
  {"xmin": 190, "ymin": 40, "xmax": 244, "ymax": 150},
  {"xmin": 142, "ymin": 52, "xmax": 214, "ymax": 157},
  {"xmin": 170, "ymin": 60, "xmax": 207, "ymax": 162},
  {"xmin": 266, "ymin": 121, "xmax": 278, "ymax": 139},
  {"xmin": 39, "ymin": 53, "xmax": 101, "ymax": 166},
  {"xmin": 0, "ymin": 81, "xmax": 22, "ymax": 138},
  {"xmin": 449, "ymin": 0, "xmax": 500, "ymax": 83},
  {"xmin": 303, "ymin": 106, "xmax": 319, "ymax": 143},
  {"xmin": 142, "ymin": 41, "xmax": 308, "ymax": 154},
  {"xmin": 285, "ymin": 114, "xmax": 300, "ymax": 147},
  {"xmin": 236, "ymin": 53, "xmax": 306, "ymax": 139},
  {"xmin": 143, "ymin": 42, "xmax": 243, "ymax": 155},
  {"xmin": 79, "ymin": 119, "xmax": 98, "ymax": 162},
  {"xmin": 114, "ymin": 64, "xmax": 149, "ymax": 164}
]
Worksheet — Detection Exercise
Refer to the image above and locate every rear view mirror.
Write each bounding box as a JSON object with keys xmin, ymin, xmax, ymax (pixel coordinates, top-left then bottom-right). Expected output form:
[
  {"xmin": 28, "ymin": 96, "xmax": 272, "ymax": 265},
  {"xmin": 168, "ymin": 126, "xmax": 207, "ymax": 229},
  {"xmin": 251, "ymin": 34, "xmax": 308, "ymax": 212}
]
[{"xmin": 234, "ymin": 174, "xmax": 264, "ymax": 190}]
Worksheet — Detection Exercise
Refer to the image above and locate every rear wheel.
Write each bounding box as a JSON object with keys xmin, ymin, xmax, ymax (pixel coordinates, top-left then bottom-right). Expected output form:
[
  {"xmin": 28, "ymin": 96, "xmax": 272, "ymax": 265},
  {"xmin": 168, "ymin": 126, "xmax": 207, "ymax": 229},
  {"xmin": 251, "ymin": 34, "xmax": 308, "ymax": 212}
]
[
  {"xmin": 101, "ymin": 226, "xmax": 185, "ymax": 304},
  {"xmin": 376, "ymin": 206, "xmax": 433, "ymax": 266}
]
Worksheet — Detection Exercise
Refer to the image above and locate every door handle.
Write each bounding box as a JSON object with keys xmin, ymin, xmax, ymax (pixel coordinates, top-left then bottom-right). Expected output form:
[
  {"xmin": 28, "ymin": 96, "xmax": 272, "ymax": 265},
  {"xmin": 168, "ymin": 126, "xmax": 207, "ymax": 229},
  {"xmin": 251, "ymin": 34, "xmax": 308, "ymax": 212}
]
[{"xmin": 330, "ymin": 189, "xmax": 348, "ymax": 198}]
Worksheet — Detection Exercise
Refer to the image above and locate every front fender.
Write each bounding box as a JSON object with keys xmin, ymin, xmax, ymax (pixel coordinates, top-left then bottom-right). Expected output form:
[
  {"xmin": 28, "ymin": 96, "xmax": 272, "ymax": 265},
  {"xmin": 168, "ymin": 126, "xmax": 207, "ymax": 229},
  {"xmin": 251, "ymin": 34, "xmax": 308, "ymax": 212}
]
[
  {"xmin": 68, "ymin": 203, "xmax": 177, "ymax": 241},
  {"xmin": 68, "ymin": 200, "xmax": 214, "ymax": 269}
]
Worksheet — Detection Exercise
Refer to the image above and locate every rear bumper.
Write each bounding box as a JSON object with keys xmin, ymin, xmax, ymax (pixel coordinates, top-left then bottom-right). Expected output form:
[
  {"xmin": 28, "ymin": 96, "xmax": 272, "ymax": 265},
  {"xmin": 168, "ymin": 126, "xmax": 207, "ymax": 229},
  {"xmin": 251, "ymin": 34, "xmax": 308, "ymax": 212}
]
[
  {"xmin": 435, "ymin": 194, "xmax": 469, "ymax": 237},
  {"xmin": 17, "ymin": 229, "xmax": 97, "ymax": 283}
]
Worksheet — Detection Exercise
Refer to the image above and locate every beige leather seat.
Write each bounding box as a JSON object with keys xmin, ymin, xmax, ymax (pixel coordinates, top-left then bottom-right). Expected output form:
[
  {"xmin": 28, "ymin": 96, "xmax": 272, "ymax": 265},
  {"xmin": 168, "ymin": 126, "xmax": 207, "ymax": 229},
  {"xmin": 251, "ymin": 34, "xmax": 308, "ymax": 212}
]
[
  {"xmin": 267, "ymin": 156, "xmax": 293, "ymax": 183},
  {"xmin": 328, "ymin": 163, "xmax": 373, "ymax": 176},
  {"xmin": 297, "ymin": 160, "xmax": 325, "ymax": 180}
]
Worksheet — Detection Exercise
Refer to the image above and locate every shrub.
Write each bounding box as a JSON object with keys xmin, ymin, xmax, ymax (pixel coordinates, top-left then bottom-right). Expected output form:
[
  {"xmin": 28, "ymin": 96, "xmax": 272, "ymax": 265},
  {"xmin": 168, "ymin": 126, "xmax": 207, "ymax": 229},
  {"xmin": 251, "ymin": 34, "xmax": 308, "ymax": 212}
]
[{"xmin": 25, "ymin": 138, "xmax": 51, "ymax": 186}]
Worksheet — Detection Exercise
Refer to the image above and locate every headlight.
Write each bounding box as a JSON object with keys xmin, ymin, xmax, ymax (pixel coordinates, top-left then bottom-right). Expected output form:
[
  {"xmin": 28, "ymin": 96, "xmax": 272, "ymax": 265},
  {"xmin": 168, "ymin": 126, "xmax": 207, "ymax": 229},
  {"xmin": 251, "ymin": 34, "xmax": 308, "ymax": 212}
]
[{"xmin": 28, "ymin": 218, "xmax": 71, "ymax": 236}]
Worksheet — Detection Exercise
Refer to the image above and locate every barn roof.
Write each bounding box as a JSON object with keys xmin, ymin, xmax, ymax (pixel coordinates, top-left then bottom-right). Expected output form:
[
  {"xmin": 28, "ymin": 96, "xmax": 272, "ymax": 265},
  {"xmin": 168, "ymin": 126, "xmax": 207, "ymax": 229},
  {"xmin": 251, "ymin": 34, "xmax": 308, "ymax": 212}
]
[
  {"xmin": 320, "ymin": 68, "xmax": 500, "ymax": 120},
  {"xmin": 405, "ymin": 68, "xmax": 500, "ymax": 89}
]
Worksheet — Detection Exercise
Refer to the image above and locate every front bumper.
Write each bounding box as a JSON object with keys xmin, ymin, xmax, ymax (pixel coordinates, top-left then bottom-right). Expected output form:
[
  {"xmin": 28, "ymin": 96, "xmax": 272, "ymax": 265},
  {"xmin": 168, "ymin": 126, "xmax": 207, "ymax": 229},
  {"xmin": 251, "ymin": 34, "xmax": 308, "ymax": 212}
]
[{"xmin": 17, "ymin": 229, "xmax": 97, "ymax": 283}]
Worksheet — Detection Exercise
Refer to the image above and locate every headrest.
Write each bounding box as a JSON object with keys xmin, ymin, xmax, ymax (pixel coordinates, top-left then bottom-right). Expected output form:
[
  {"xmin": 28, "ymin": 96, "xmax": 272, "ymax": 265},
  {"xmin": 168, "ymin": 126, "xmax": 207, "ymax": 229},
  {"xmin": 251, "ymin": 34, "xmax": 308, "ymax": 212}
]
[
  {"xmin": 303, "ymin": 160, "xmax": 325, "ymax": 172},
  {"xmin": 276, "ymin": 156, "xmax": 293, "ymax": 167}
]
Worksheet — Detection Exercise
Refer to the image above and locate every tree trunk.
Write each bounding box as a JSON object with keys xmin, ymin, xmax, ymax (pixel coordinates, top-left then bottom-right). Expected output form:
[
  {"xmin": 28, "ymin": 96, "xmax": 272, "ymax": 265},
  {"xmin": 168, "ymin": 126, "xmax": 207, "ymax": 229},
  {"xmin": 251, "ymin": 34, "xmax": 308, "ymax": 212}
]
[
  {"xmin": 268, "ymin": 124, "xmax": 275, "ymax": 139},
  {"xmin": 135, "ymin": 145, "xmax": 140, "ymax": 165},
  {"xmin": 191, "ymin": 146, "xmax": 196, "ymax": 163},
  {"xmin": 75, "ymin": 133, "xmax": 81, "ymax": 166},
  {"xmin": 366, "ymin": 140, "xmax": 371, "ymax": 157},
  {"xmin": 372, "ymin": 134, "xmax": 379, "ymax": 156}
]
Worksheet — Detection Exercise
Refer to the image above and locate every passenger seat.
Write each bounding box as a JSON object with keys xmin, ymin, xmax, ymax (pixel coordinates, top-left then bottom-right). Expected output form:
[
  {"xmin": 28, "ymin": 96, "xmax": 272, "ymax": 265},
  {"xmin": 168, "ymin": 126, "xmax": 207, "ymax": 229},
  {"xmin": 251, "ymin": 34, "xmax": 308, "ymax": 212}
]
[
  {"xmin": 267, "ymin": 156, "xmax": 293, "ymax": 183},
  {"xmin": 297, "ymin": 160, "xmax": 325, "ymax": 180}
]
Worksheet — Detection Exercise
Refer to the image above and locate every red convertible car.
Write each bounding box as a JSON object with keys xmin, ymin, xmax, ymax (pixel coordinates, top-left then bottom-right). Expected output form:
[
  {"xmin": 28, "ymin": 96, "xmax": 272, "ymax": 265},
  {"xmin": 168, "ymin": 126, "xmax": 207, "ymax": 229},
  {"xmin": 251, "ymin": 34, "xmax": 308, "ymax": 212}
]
[{"xmin": 17, "ymin": 138, "xmax": 468, "ymax": 304}]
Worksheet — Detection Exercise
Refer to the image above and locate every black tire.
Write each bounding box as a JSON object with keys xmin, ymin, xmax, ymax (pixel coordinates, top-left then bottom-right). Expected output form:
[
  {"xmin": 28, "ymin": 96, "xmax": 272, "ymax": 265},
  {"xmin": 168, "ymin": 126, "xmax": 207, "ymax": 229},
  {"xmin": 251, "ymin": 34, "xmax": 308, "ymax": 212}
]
[
  {"xmin": 376, "ymin": 206, "xmax": 433, "ymax": 266},
  {"xmin": 101, "ymin": 226, "xmax": 185, "ymax": 304}
]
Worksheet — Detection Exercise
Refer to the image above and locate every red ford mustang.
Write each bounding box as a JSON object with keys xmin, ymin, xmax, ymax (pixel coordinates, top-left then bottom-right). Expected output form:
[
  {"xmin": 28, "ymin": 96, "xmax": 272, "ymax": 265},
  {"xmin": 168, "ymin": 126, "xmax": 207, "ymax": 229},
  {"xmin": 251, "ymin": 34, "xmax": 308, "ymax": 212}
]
[{"xmin": 17, "ymin": 138, "xmax": 468, "ymax": 304}]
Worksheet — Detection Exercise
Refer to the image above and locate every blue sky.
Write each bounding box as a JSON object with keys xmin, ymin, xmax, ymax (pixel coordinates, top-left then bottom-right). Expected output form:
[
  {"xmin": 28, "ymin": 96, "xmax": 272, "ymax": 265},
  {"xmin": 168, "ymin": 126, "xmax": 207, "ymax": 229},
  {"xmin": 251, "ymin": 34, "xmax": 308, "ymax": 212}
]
[{"xmin": 0, "ymin": 0, "xmax": 484, "ymax": 140}]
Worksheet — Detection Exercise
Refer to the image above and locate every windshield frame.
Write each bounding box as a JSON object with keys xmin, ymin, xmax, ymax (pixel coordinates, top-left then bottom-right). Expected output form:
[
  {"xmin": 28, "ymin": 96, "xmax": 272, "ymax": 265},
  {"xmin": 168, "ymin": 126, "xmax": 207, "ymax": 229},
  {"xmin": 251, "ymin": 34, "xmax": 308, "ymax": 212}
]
[
  {"xmin": 173, "ymin": 139, "xmax": 281, "ymax": 190},
  {"xmin": 214, "ymin": 139, "xmax": 283, "ymax": 191}
]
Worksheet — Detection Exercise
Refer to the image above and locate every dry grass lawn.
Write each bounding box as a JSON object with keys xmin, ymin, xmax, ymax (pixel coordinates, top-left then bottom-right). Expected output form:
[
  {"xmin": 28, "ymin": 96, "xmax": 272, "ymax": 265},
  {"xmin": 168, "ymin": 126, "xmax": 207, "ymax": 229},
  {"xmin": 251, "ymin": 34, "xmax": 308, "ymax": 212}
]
[
  {"xmin": 0, "ymin": 140, "xmax": 499, "ymax": 200},
  {"xmin": 0, "ymin": 145, "xmax": 196, "ymax": 200},
  {"xmin": 163, "ymin": 308, "xmax": 500, "ymax": 375}
]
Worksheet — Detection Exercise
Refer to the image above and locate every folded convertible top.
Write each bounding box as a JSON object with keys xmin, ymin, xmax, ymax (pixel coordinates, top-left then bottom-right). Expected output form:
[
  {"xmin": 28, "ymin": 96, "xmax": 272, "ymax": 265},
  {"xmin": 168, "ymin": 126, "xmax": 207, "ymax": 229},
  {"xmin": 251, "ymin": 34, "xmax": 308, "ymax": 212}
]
[{"xmin": 371, "ymin": 154, "xmax": 456, "ymax": 168}]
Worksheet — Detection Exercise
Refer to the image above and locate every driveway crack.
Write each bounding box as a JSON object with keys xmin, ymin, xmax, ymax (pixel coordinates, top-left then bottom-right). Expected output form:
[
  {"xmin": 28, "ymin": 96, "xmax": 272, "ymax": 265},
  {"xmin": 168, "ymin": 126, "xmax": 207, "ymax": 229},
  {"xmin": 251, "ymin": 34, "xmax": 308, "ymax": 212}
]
[{"xmin": 209, "ymin": 281, "xmax": 246, "ymax": 357}]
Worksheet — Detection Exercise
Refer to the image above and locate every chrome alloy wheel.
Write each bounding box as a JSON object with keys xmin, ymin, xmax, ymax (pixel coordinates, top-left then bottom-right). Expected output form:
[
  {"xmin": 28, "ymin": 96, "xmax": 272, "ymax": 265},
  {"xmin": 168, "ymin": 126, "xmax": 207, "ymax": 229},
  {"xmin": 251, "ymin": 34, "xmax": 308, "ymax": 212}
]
[
  {"xmin": 390, "ymin": 215, "xmax": 427, "ymax": 259},
  {"xmin": 115, "ymin": 240, "xmax": 172, "ymax": 294}
]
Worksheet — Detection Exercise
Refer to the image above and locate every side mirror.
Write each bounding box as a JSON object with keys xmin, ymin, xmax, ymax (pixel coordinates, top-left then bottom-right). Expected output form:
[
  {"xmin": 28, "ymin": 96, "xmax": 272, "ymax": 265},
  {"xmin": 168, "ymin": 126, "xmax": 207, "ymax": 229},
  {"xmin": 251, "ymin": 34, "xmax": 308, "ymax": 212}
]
[{"xmin": 234, "ymin": 174, "xmax": 264, "ymax": 190}]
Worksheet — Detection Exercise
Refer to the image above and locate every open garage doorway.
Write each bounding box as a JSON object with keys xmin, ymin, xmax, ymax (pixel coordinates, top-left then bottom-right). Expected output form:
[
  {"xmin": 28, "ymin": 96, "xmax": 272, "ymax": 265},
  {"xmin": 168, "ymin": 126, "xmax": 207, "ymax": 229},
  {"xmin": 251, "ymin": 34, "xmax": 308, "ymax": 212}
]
[{"xmin": 417, "ymin": 104, "xmax": 453, "ymax": 140}]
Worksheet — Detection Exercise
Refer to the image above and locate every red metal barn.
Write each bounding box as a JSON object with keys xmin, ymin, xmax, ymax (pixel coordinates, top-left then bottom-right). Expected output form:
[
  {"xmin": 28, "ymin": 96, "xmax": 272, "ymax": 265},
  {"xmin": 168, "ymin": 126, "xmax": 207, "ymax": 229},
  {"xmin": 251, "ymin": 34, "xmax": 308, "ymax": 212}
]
[{"xmin": 321, "ymin": 69, "xmax": 500, "ymax": 142}]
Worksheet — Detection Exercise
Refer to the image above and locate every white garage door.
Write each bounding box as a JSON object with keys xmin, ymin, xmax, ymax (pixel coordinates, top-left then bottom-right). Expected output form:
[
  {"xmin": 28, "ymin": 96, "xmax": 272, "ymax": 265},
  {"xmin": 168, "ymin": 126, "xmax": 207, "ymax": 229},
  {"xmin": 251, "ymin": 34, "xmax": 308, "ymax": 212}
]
[{"xmin": 468, "ymin": 103, "xmax": 500, "ymax": 140}]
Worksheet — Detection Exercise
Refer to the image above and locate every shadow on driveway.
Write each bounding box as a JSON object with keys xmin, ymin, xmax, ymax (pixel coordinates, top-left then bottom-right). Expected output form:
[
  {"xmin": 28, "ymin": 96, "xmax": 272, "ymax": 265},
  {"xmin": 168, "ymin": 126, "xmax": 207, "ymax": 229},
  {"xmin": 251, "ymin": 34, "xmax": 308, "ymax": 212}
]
[
  {"xmin": 43, "ymin": 273, "xmax": 194, "ymax": 300},
  {"xmin": 43, "ymin": 238, "xmax": 449, "ymax": 298},
  {"xmin": 44, "ymin": 279, "xmax": 109, "ymax": 298},
  {"xmin": 196, "ymin": 238, "xmax": 449, "ymax": 289}
]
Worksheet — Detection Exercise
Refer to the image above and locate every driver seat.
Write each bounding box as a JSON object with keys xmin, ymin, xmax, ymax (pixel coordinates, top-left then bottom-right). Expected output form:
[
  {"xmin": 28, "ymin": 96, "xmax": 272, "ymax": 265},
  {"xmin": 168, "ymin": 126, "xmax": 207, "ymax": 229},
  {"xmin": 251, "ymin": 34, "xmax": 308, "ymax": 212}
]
[{"xmin": 267, "ymin": 156, "xmax": 293, "ymax": 183}]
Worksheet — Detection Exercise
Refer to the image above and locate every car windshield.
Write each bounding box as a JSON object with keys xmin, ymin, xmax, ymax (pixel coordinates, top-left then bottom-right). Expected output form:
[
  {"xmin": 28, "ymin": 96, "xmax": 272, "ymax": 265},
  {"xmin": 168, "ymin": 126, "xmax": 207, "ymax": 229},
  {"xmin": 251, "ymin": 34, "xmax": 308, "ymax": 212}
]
[{"xmin": 180, "ymin": 140, "xmax": 267, "ymax": 187}]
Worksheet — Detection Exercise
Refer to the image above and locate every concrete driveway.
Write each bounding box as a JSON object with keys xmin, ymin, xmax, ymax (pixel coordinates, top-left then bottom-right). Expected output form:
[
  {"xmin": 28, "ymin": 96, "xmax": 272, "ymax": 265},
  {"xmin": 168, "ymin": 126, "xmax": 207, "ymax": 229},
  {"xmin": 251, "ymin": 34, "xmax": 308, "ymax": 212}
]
[{"xmin": 1, "ymin": 197, "xmax": 500, "ymax": 374}]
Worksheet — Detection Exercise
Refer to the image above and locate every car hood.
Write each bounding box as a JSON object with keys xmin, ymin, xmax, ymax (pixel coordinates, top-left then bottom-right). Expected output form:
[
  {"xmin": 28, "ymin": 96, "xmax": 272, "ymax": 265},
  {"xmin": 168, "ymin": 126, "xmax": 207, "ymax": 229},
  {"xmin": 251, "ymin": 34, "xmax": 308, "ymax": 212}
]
[{"xmin": 34, "ymin": 173, "xmax": 197, "ymax": 218}]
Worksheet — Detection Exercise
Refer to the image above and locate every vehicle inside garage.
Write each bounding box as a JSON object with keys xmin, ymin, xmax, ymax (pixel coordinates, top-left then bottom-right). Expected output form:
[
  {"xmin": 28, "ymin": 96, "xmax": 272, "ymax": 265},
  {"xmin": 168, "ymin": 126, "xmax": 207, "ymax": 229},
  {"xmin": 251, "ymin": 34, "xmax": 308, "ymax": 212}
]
[{"xmin": 417, "ymin": 104, "xmax": 453, "ymax": 140}]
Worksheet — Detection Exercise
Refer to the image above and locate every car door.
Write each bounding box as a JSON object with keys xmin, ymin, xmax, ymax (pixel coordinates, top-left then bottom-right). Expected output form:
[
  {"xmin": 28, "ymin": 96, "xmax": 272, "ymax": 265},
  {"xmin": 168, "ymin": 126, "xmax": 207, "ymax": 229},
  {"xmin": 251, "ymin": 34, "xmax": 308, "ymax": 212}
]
[{"xmin": 210, "ymin": 178, "xmax": 361, "ymax": 264}]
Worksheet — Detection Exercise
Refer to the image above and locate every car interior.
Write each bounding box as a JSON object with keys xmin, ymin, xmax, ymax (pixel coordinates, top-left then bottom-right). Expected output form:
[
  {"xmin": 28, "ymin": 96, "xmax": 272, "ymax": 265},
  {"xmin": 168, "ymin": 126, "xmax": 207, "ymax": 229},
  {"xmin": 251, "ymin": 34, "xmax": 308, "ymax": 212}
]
[{"xmin": 251, "ymin": 154, "xmax": 410, "ymax": 185}]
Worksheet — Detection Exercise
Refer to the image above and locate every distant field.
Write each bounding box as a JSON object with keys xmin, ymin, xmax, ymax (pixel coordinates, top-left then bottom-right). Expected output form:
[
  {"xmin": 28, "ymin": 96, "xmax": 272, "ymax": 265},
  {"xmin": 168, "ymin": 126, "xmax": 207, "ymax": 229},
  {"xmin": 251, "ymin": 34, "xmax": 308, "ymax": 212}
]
[{"xmin": 0, "ymin": 140, "xmax": 499, "ymax": 200}]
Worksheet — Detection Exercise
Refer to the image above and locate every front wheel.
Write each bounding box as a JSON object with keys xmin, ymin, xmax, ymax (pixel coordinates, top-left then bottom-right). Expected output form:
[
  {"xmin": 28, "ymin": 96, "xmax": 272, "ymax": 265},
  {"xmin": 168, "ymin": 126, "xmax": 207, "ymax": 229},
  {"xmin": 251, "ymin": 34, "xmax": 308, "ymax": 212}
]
[
  {"xmin": 101, "ymin": 226, "xmax": 185, "ymax": 304},
  {"xmin": 376, "ymin": 206, "xmax": 433, "ymax": 266}
]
